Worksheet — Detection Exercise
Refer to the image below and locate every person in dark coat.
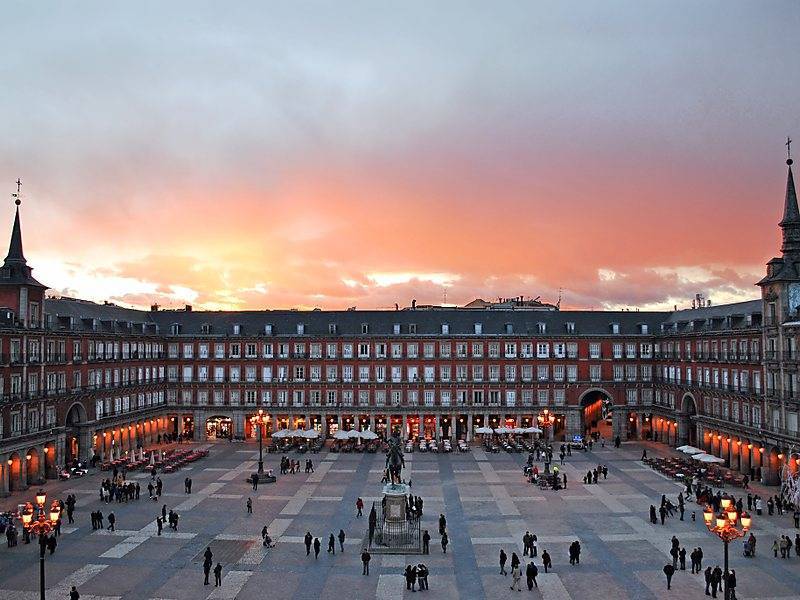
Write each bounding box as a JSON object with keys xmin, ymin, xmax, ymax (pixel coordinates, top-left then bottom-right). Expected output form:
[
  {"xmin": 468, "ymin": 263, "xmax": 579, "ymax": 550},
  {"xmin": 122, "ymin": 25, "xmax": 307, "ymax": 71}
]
[
  {"xmin": 650, "ymin": 505, "xmax": 658, "ymax": 524},
  {"xmin": 422, "ymin": 529, "xmax": 430, "ymax": 554},
  {"xmin": 663, "ymin": 564, "xmax": 675, "ymax": 589},
  {"xmin": 361, "ymin": 549, "xmax": 371, "ymax": 575},
  {"xmin": 441, "ymin": 531, "xmax": 448, "ymax": 553},
  {"xmin": 69, "ymin": 586, "xmax": 80, "ymax": 600},
  {"xmin": 338, "ymin": 529, "xmax": 346, "ymax": 552},
  {"xmin": 679, "ymin": 547, "xmax": 686, "ymax": 570},
  {"xmin": 711, "ymin": 565, "xmax": 722, "ymax": 598},
  {"xmin": 704, "ymin": 566, "xmax": 712, "ymax": 595},
  {"xmin": 438, "ymin": 514, "xmax": 446, "ymax": 535},
  {"xmin": 727, "ymin": 569, "xmax": 737, "ymax": 600},
  {"xmin": 304, "ymin": 532, "xmax": 313, "ymax": 556},
  {"xmin": 313, "ymin": 537, "xmax": 321, "ymax": 559},
  {"xmin": 542, "ymin": 550, "xmax": 552, "ymax": 573},
  {"xmin": 526, "ymin": 562, "xmax": 538, "ymax": 590},
  {"xmin": 405, "ymin": 565, "xmax": 417, "ymax": 591},
  {"xmin": 417, "ymin": 563, "xmax": 429, "ymax": 590},
  {"xmin": 500, "ymin": 549, "xmax": 508, "ymax": 575},
  {"xmin": 213, "ymin": 563, "xmax": 222, "ymax": 586},
  {"xmin": 510, "ymin": 552, "xmax": 520, "ymax": 571},
  {"xmin": 327, "ymin": 533, "xmax": 336, "ymax": 554}
]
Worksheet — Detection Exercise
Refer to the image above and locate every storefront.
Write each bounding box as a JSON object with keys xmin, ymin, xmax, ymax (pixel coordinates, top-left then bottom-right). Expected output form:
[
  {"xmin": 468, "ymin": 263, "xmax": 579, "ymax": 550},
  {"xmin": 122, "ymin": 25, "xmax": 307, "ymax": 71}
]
[{"xmin": 206, "ymin": 416, "xmax": 232, "ymax": 439}]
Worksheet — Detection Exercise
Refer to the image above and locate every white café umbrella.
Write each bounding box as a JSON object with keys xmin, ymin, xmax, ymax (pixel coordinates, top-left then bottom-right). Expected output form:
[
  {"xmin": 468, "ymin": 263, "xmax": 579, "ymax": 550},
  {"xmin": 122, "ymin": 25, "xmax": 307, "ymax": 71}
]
[
  {"xmin": 495, "ymin": 427, "xmax": 511, "ymax": 434},
  {"xmin": 348, "ymin": 430, "xmax": 363, "ymax": 439},
  {"xmin": 679, "ymin": 446, "xmax": 705, "ymax": 455},
  {"xmin": 698, "ymin": 454, "xmax": 726, "ymax": 464},
  {"xmin": 300, "ymin": 429, "xmax": 319, "ymax": 439},
  {"xmin": 359, "ymin": 430, "xmax": 379, "ymax": 440},
  {"xmin": 149, "ymin": 451, "xmax": 155, "ymax": 466},
  {"xmin": 511, "ymin": 427, "xmax": 526, "ymax": 435},
  {"xmin": 272, "ymin": 429, "xmax": 292, "ymax": 439},
  {"xmin": 676, "ymin": 445, "xmax": 692, "ymax": 451},
  {"xmin": 475, "ymin": 426, "xmax": 494, "ymax": 434},
  {"xmin": 691, "ymin": 453, "xmax": 719, "ymax": 461},
  {"xmin": 523, "ymin": 426, "xmax": 543, "ymax": 434},
  {"xmin": 333, "ymin": 430, "xmax": 351, "ymax": 440}
]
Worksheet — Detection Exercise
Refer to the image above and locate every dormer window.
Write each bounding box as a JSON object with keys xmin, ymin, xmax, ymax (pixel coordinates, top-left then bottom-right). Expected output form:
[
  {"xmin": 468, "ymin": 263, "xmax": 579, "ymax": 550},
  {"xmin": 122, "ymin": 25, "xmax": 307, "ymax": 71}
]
[
  {"xmin": 441, "ymin": 323, "xmax": 449, "ymax": 335},
  {"xmin": 361, "ymin": 323, "xmax": 369, "ymax": 334},
  {"xmin": 640, "ymin": 324, "xmax": 648, "ymax": 334},
  {"xmin": 409, "ymin": 323, "xmax": 417, "ymax": 334},
  {"xmin": 265, "ymin": 324, "xmax": 273, "ymax": 335},
  {"xmin": 566, "ymin": 322, "xmax": 575, "ymax": 333},
  {"xmin": 297, "ymin": 323, "xmax": 305, "ymax": 335},
  {"xmin": 610, "ymin": 323, "xmax": 620, "ymax": 334},
  {"xmin": 233, "ymin": 324, "xmax": 241, "ymax": 335},
  {"xmin": 474, "ymin": 322, "xmax": 483, "ymax": 335},
  {"xmin": 329, "ymin": 323, "xmax": 338, "ymax": 334},
  {"xmin": 393, "ymin": 323, "xmax": 401, "ymax": 335},
  {"xmin": 537, "ymin": 322, "xmax": 546, "ymax": 334},
  {"xmin": 505, "ymin": 323, "xmax": 513, "ymax": 334},
  {"xmin": 170, "ymin": 323, "xmax": 181, "ymax": 335},
  {"xmin": 201, "ymin": 323, "xmax": 211, "ymax": 334}
]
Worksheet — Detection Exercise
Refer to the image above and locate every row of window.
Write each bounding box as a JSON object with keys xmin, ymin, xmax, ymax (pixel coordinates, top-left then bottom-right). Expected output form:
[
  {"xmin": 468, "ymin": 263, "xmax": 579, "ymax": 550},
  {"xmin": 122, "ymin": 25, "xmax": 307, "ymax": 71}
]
[
  {"xmin": 656, "ymin": 338, "xmax": 760, "ymax": 361},
  {"xmin": 0, "ymin": 366, "xmax": 166, "ymax": 398},
  {"xmin": 170, "ymin": 387, "xmax": 654, "ymax": 408},
  {"xmin": 169, "ymin": 363, "xmax": 654, "ymax": 384},
  {"xmin": 3, "ymin": 339, "xmax": 165, "ymax": 363},
  {"xmin": 168, "ymin": 341, "xmax": 655, "ymax": 360},
  {"xmin": 660, "ymin": 366, "xmax": 762, "ymax": 393}
]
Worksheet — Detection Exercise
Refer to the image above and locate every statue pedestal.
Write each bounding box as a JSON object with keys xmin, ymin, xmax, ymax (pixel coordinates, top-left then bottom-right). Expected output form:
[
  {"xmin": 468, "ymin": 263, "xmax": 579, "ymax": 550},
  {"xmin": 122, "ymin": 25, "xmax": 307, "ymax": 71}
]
[{"xmin": 382, "ymin": 483, "xmax": 409, "ymax": 522}]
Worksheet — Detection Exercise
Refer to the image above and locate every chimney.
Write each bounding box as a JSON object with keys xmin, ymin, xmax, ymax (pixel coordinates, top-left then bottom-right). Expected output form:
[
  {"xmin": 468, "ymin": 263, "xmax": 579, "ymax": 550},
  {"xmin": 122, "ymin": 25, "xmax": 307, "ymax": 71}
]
[
  {"xmin": 411, "ymin": 299, "xmax": 416, "ymax": 310},
  {"xmin": 150, "ymin": 303, "xmax": 159, "ymax": 312},
  {"xmin": 185, "ymin": 304, "xmax": 192, "ymax": 312}
]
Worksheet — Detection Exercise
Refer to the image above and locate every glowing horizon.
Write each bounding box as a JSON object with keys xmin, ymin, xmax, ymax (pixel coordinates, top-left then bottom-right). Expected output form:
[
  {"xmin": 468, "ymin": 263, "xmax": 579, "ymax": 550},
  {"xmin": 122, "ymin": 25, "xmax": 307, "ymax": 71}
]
[{"xmin": 3, "ymin": 3, "xmax": 798, "ymax": 313}]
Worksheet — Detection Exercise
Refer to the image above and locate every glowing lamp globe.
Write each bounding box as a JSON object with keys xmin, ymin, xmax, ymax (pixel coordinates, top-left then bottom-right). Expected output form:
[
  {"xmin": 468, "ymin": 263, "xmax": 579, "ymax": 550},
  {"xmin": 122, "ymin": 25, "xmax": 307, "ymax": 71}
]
[
  {"xmin": 740, "ymin": 512, "xmax": 752, "ymax": 530},
  {"xmin": 35, "ymin": 490, "xmax": 46, "ymax": 506}
]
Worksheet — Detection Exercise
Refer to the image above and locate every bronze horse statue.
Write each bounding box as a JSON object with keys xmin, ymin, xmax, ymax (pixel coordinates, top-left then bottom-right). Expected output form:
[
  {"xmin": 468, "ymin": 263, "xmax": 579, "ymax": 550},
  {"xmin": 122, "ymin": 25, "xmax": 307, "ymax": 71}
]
[{"xmin": 385, "ymin": 436, "xmax": 405, "ymax": 486}]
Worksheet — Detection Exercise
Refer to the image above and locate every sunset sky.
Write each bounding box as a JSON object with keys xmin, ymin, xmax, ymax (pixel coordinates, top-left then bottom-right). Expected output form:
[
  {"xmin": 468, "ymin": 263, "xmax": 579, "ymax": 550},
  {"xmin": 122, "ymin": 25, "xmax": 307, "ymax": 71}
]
[{"xmin": 2, "ymin": 2, "xmax": 799, "ymax": 312}]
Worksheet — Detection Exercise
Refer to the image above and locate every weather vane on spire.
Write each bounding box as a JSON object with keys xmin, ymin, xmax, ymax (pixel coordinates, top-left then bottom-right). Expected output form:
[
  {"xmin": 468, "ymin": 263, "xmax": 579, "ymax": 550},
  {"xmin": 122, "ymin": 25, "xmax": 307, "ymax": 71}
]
[
  {"xmin": 788, "ymin": 137, "xmax": 793, "ymax": 166},
  {"xmin": 12, "ymin": 178, "xmax": 21, "ymax": 206}
]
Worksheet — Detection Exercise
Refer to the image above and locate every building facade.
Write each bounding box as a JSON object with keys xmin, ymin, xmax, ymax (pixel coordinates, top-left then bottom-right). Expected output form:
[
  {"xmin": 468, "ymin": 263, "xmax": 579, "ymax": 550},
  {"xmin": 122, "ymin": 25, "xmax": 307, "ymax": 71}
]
[{"xmin": 0, "ymin": 160, "xmax": 799, "ymax": 494}]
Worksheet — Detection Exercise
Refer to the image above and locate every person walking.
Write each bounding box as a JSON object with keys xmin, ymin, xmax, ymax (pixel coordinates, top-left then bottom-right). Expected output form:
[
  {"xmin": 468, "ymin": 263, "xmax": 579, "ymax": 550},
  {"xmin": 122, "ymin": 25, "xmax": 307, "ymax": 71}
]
[
  {"xmin": 304, "ymin": 532, "xmax": 313, "ymax": 556},
  {"xmin": 542, "ymin": 550, "xmax": 552, "ymax": 573},
  {"xmin": 328, "ymin": 533, "xmax": 336, "ymax": 554},
  {"xmin": 526, "ymin": 562, "xmax": 538, "ymax": 590},
  {"xmin": 511, "ymin": 551, "xmax": 520, "ymax": 573},
  {"xmin": 338, "ymin": 529, "xmax": 346, "ymax": 552},
  {"xmin": 663, "ymin": 564, "xmax": 675, "ymax": 590},
  {"xmin": 361, "ymin": 549, "xmax": 371, "ymax": 575},
  {"xmin": 213, "ymin": 563, "xmax": 222, "ymax": 587},
  {"xmin": 69, "ymin": 586, "xmax": 80, "ymax": 600},
  {"xmin": 246, "ymin": 497, "xmax": 253, "ymax": 515},
  {"xmin": 438, "ymin": 514, "xmax": 447, "ymax": 536},
  {"xmin": 704, "ymin": 566, "xmax": 712, "ymax": 595},
  {"xmin": 510, "ymin": 564, "xmax": 522, "ymax": 591},
  {"xmin": 107, "ymin": 512, "xmax": 115, "ymax": 532},
  {"xmin": 313, "ymin": 537, "xmax": 321, "ymax": 559},
  {"xmin": 679, "ymin": 547, "xmax": 686, "ymax": 570},
  {"xmin": 500, "ymin": 549, "xmax": 508, "ymax": 575},
  {"xmin": 441, "ymin": 531, "xmax": 449, "ymax": 554},
  {"xmin": 356, "ymin": 497, "xmax": 364, "ymax": 517}
]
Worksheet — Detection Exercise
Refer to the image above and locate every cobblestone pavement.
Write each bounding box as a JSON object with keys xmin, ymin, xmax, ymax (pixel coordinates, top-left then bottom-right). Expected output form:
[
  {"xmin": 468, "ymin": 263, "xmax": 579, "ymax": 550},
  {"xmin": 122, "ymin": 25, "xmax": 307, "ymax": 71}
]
[{"xmin": 0, "ymin": 439, "xmax": 798, "ymax": 600}]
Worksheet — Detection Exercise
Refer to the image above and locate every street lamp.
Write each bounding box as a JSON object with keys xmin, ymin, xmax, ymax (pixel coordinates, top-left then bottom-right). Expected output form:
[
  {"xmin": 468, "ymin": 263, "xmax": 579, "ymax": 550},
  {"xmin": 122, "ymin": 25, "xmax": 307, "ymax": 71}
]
[
  {"xmin": 21, "ymin": 490, "xmax": 61, "ymax": 600},
  {"xmin": 703, "ymin": 496, "xmax": 751, "ymax": 600},
  {"xmin": 537, "ymin": 409, "xmax": 556, "ymax": 428},
  {"xmin": 250, "ymin": 409, "xmax": 268, "ymax": 480}
]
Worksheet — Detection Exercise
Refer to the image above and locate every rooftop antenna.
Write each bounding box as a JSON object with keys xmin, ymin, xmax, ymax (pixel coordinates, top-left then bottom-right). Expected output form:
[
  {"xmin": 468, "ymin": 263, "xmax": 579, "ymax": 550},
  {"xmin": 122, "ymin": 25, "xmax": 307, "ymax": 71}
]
[
  {"xmin": 788, "ymin": 136, "xmax": 793, "ymax": 164},
  {"xmin": 443, "ymin": 287, "xmax": 447, "ymax": 306},
  {"xmin": 556, "ymin": 287, "xmax": 563, "ymax": 310}
]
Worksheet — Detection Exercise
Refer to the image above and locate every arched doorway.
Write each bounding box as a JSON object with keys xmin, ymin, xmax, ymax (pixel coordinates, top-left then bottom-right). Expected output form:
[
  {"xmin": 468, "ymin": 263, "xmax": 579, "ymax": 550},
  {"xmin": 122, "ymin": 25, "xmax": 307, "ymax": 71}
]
[
  {"xmin": 579, "ymin": 389, "xmax": 612, "ymax": 438},
  {"xmin": 8, "ymin": 452, "xmax": 21, "ymax": 492},
  {"xmin": 26, "ymin": 448, "xmax": 41, "ymax": 485},
  {"xmin": 679, "ymin": 394, "xmax": 698, "ymax": 447},
  {"xmin": 65, "ymin": 402, "xmax": 88, "ymax": 464},
  {"xmin": 206, "ymin": 416, "xmax": 232, "ymax": 439},
  {"xmin": 44, "ymin": 442, "xmax": 56, "ymax": 479}
]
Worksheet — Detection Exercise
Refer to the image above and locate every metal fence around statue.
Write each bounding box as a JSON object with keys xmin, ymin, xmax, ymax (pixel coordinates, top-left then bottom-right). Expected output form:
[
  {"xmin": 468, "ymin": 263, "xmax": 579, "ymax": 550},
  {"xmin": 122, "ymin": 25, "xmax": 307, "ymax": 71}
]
[{"xmin": 368, "ymin": 501, "xmax": 421, "ymax": 554}]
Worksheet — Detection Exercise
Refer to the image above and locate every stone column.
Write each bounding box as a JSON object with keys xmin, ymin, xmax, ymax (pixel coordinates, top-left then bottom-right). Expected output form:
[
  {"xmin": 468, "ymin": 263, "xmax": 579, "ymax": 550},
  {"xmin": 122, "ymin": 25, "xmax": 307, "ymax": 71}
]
[
  {"xmin": 194, "ymin": 410, "xmax": 206, "ymax": 441},
  {"xmin": 0, "ymin": 461, "xmax": 8, "ymax": 496},
  {"xmin": 467, "ymin": 413, "xmax": 473, "ymax": 442},
  {"xmin": 233, "ymin": 412, "xmax": 245, "ymax": 438},
  {"xmin": 566, "ymin": 408, "xmax": 582, "ymax": 441},
  {"xmin": 435, "ymin": 415, "xmax": 442, "ymax": 440}
]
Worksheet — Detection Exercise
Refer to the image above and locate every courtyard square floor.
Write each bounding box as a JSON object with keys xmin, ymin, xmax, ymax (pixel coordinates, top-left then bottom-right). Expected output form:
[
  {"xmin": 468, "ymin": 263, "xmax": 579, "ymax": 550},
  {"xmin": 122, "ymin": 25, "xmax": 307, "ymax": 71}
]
[{"xmin": 0, "ymin": 439, "xmax": 798, "ymax": 600}]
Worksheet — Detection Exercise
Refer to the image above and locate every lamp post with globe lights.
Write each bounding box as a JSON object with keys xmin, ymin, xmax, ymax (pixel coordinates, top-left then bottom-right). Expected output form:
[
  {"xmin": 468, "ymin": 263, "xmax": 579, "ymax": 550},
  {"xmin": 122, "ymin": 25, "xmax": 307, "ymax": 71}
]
[
  {"xmin": 703, "ymin": 496, "xmax": 751, "ymax": 600},
  {"xmin": 250, "ymin": 409, "xmax": 269, "ymax": 481},
  {"xmin": 537, "ymin": 409, "xmax": 556, "ymax": 442},
  {"xmin": 20, "ymin": 490, "xmax": 61, "ymax": 600}
]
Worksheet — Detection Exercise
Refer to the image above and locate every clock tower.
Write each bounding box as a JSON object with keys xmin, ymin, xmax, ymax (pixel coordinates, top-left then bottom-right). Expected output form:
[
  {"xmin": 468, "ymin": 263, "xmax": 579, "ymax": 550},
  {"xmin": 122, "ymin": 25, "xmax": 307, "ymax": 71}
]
[{"xmin": 758, "ymin": 149, "xmax": 800, "ymax": 323}]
